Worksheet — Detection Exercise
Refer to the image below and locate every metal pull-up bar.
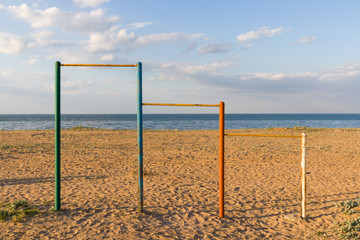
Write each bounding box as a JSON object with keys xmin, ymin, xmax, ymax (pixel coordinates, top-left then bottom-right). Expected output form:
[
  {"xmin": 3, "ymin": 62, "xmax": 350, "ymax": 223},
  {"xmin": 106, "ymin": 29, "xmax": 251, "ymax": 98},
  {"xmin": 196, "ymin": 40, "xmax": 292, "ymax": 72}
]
[
  {"xmin": 225, "ymin": 132, "xmax": 307, "ymax": 219},
  {"xmin": 143, "ymin": 103, "xmax": 220, "ymax": 107},
  {"xmin": 54, "ymin": 61, "xmax": 142, "ymax": 213},
  {"xmin": 225, "ymin": 133, "xmax": 302, "ymax": 138},
  {"xmin": 142, "ymin": 102, "xmax": 226, "ymax": 218},
  {"xmin": 60, "ymin": 64, "xmax": 138, "ymax": 67}
]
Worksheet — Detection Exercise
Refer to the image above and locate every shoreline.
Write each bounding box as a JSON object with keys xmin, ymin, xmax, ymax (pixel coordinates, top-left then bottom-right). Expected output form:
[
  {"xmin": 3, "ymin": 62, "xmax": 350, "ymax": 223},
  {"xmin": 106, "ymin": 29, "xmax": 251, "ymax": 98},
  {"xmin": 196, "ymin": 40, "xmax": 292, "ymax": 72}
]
[{"xmin": 2, "ymin": 113, "xmax": 360, "ymax": 131}]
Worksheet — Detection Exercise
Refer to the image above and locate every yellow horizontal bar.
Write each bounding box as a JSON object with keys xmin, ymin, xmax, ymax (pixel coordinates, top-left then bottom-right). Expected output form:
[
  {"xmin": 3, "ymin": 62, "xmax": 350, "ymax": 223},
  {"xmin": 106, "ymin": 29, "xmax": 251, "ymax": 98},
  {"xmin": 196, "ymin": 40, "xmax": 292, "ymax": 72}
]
[
  {"xmin": 143, "ymin": 103, "xmax": 219, "ymax": 107},
  {"xmin": 61, "ymin": 64, "xmax": 137, "ymax": 67},
  {"xmin": 225, "ymin": 133, "xmax": 302, "ymax": 138}
]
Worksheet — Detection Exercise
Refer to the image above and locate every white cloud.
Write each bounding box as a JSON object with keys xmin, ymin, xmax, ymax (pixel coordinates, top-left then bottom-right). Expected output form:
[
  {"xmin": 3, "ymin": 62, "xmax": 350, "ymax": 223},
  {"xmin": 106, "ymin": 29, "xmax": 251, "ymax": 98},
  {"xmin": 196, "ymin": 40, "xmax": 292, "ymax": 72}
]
[
  {"xmin": 148, "ymin": 60, "xmax": 360, "ymax": 101},
  {"xmin": 7, "ymin": 4, "xmax": 119, "ymax": 33},
  {"xmin": 135, "ymin": 32, "xmax": 203, "ymax": 47},
  {"xmin": 239, "ymin": 72, "xmax": 318, "ymax": 82},
  {"xmin": 73, "ymin": 0, "xmax": 110, "ymax": 8},
  {"xmin": 292, "ymin": 36, "xmax": 317, "ymax": 45},
  {"xmin": 0, "ymin": 68, "xmax": 52, "ymax": 86},
  {"xmin": 28, "ymin": 39, "xmax": 73, "ymax": 48},
  {"xmin": 8, "ymin": 4, "xmax": 64, "ymax": 28},
  {"xmin": 27, "ymin": 30, "xmax": 73, "ymax": 48},
  {"xmin": 0, "ymin": 4, "xmax": 4, "ymax": 10},
  {"xmin": 68, "ymin": 9, "xmax": 119, "ymax": 32},
  {"xmin": 62, "ymin": 79, "xmax": 94, "ymax": 95},
  {"xmin": 0, "ymin": 69, "xmax": 14, "ymax": 79},
  {"xmin": 318, "ymin": 63, "xmax": 360, "ymax": 81},
  {"xmin": 198, "ymin": 41, "xmax": 232, "ymax": 54},
  {"xmin": 149, "ymin": 60, "xmax": 234, "ymax": 83},
  {"xmin": 87, "ymin": 27, "xmax": 136, "ymax": 52},
  {"xmin": 130, "ymin": 22, "xmax": 154, "ymax": 29},
  {"xmin": 237, "ymin": 26, "xmax": 290, "ymax": 43},
  {"xmin": 30, "ymin": 30, "xmax": 56, "ymax": 39},
  {"xmin": 243, "ymin": 43, "xmax": 253, "ymax": 50},
  {"xmin": 46, "ymin": 49, "xmax": 98, "ymax": 63},
  {"xmin": 22, "ymin": 56, "xmax": 39, "ymax": 65},
  {"xmin": 63, "ymin": 80, "xmax": 94, "ymax": 90},
  {"xmin": 87, "ymin": 28, "xmax": 203, "ymax": 53},
  {"xmin": 181, "ymin": 61, "xmax": 233, "ymax": 74},
  {"xmin": 101, "ymin": 54, "xmax": 114, "ymax": 61},
  {"xmin": 154, "ymin": 60, "xmax": 233, "ymax": 72},
  {"xmin": 7, "ymin": 4, "xmax": 202, "ymax": 54},
  {"xmin": 0, "ymin": 33, "xmax": 26, "ymax": 55}
]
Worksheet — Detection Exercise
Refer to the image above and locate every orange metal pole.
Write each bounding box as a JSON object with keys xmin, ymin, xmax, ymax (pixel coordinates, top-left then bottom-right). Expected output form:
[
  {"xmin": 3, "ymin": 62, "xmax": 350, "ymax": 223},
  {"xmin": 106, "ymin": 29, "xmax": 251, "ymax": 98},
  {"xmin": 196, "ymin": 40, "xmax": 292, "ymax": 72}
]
[{"xmin": 219, "ymin": 101, "xmax": 225, "ymax": 218}]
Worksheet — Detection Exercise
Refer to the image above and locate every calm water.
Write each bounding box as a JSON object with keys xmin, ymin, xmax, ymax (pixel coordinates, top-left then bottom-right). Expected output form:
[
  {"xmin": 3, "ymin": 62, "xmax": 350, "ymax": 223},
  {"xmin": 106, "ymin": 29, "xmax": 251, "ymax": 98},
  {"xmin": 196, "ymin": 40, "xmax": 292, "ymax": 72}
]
[{"xmin": 1, "ymin": 114, "xmax": 360, "ymax": 130}]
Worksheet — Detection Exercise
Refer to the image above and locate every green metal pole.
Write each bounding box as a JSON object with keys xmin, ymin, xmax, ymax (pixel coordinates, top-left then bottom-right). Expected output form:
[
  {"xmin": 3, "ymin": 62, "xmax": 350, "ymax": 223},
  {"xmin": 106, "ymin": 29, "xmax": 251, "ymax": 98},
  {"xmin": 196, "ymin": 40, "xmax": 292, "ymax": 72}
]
[{"xmin": 55, "ymin": 61, "xmax": 61, "ymax": 211}]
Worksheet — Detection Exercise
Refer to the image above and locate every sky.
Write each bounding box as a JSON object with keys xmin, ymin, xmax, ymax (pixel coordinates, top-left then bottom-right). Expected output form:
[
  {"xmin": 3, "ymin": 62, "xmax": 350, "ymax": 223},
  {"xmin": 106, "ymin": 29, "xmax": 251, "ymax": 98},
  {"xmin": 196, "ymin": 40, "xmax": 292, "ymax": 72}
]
[{"xmin": 1, "ymin": 0, "xmax": 360, "ymax": 114}]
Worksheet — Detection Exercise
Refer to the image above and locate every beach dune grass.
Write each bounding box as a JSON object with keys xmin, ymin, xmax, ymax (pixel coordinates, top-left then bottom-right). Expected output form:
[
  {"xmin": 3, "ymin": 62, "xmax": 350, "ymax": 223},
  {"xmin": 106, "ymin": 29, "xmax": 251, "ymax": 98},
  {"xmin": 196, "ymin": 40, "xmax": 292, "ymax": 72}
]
[
  {"xmin": 333, "ymin": 217, "xmax": 360, "ymax": 239},
  {"xmin": 335, "ymin": 198, "xmax": 360, "ymax": 215},
  {"xmin": 0, "ymin": 200, "xmax": 39, "ymax": 222},
  {"xmin": 70, "ymin": 125, "xmax": 100, "ymax": 131}
]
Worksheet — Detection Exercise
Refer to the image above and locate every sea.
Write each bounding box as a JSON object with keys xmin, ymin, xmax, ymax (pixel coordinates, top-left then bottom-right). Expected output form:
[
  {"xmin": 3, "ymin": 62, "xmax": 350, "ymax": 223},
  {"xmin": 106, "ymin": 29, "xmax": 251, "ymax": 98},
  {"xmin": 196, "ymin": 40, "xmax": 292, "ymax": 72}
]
[{"xmin": 1, "ymin": 114, "xmax": 360, "ymax": 130}]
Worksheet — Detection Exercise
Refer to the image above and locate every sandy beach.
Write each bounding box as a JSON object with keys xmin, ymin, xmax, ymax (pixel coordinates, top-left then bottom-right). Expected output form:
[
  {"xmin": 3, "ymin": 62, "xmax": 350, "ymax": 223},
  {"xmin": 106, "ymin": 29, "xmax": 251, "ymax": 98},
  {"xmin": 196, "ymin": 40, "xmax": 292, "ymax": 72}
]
[{"xmin": 1, "ymin": 127, "xmax": 360, "ymax": 239}]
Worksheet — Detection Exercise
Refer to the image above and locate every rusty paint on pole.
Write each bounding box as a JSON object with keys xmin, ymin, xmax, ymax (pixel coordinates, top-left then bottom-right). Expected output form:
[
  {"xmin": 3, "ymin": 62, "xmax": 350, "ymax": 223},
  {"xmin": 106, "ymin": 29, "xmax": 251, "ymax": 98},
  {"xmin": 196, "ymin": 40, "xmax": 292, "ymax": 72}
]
[
  {"xmin": 142, "ymin": 103, "xmax": 219, "ymax": 107},
  {"xmin": 301, "ymin": 133, "xmax": 307, "ymax": 219},
  {"xmin": 219, "ymin": 102, "xmax": 225, "ymax": 218},
  {"xmin": 225, "ymin": 133, "xmax": 302, "ymax": 138},
  {"xmin": 61, "ymin": 64, "xmax": 138, "ymax": 67}
]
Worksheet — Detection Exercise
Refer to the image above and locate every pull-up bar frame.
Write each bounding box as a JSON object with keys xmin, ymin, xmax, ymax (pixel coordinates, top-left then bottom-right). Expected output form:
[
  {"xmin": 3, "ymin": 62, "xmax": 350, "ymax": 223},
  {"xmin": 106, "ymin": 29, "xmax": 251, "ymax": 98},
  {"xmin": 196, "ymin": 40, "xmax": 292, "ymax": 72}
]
[
  {"xmin": 55, "ymin": 62, "xmax": 225, "ymax": 217},
  {"xmin": 225, "ymin": 132, "xmax": 307, "ymax": 219},
  {"xmin": 142, "ymin": 102, "xmax": 225, "ymax": 218},
  {"xmin": 55, "ymin": 61, "xmax": 306, "ymax": 221},
  {"xmin": 54, "ymin": 61, "xmax": 142, "ymax": 212}
]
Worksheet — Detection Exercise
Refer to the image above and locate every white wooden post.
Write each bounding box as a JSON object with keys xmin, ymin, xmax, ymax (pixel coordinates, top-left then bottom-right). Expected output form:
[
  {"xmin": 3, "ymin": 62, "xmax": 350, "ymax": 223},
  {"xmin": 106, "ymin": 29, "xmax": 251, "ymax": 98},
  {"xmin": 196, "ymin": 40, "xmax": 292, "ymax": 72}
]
[{"xmin": 301, "ymin": 133, "xmax": 307, "ymax": 219}]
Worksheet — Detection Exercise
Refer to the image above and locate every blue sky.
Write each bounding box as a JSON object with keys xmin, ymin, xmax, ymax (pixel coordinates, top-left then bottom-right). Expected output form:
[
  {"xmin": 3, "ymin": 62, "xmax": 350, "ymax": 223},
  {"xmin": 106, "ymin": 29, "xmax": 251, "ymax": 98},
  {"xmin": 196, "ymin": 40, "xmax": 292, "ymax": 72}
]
[{"xmin": 1, "ymin": 0, "xmax": 360, "ymax": 113}]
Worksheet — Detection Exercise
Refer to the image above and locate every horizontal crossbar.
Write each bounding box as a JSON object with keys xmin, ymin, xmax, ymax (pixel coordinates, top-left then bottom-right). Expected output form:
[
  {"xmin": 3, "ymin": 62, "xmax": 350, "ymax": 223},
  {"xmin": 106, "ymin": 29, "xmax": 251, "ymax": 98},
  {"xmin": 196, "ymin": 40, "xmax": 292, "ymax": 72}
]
[
  {"xmin": 61, "ymin": 64, "xmax": 138, "ymax": 67},
  {"xmin": 225, "ymin": 133, "xmax": 302, "ymax": 138},
  {"xmin": 143, "ymin": 103, "xmax": 219, "ymax": 107}
]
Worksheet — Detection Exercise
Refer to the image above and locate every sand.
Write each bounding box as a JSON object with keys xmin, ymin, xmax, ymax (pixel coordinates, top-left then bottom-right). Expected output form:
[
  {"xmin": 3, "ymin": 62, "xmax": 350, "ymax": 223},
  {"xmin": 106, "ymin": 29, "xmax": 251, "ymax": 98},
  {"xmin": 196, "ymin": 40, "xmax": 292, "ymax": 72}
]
[{"xmin": 0, "ymin": 127, "xmax": 359, "ymax": 239}]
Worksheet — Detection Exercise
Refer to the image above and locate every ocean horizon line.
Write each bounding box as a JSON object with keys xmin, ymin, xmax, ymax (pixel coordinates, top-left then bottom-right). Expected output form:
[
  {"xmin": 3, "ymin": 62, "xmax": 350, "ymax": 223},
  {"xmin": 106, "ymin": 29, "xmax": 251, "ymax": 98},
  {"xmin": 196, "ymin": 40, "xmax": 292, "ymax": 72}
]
[{"xmin": 2, "ymin": 113, "xmax": 360, "ymax": 130}]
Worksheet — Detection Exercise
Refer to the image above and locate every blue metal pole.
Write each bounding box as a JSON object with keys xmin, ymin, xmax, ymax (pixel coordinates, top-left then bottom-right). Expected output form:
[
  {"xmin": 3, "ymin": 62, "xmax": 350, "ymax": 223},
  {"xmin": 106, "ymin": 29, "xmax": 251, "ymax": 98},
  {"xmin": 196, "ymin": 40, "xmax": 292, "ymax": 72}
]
[
  {"xmin": 55, "ymin": 61, "xmax": 61, "ymax": 211},
  {"xmin": 137, "ymin": 62, "xmax": 143, "ymax": 213}
]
